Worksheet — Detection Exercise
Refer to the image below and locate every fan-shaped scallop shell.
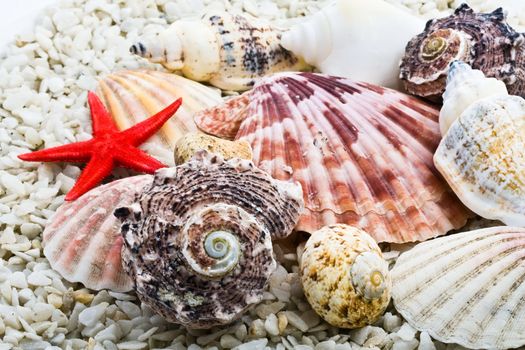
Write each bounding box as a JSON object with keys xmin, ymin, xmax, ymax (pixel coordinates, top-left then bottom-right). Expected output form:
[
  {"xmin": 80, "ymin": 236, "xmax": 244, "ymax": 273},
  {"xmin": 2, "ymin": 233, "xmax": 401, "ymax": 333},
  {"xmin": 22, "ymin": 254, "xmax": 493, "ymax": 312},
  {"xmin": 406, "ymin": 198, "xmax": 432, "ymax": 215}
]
[
  {"xmin": 392, "ymin": 226, "xmax": 525, "ymax": 349},
  {"xmin": 301, "ymin": 224, "xmax": 391, "ymax": 329},
  {"xmin": 434, "ymin": 63, "xmax": 525, "ymax": 226},
  {"xmin": 400, "ymin": 4, "xmax": 525, "ymax": 100},
  {"xmin": 195, "ymin": 72, "xmax": 472, "ymax": 243},
  {"xmin": 97, "ymin": 70, "xmax": 223, "ymax": 165},
  {"xmin": 42, "ymin": 175, "xmax": 152, "ymax": 292},
  {"xmin": 115, "ymin": 151, "xmax": 303, "ymax": 328}
]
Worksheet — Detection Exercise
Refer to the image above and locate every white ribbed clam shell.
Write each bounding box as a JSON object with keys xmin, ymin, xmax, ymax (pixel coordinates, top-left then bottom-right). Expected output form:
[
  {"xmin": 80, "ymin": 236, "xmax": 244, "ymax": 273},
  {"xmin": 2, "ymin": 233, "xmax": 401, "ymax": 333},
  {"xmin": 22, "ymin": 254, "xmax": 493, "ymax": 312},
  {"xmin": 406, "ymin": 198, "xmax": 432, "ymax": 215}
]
[
  {"xmin": 440, "ymin": 61, "xmax": 508, "ymax": 135},
  {"xmin": 281, "ymin": 0, "xmax": 424, "ymax": 89},
  {"xmin": 43, "ymin": 175, "xmax": 152, "ymax": 292},
  {"xmin": 435, "ymin": 93, "xmax": 525, "ymax": 226},
  {"xmin": 97, "ymin": 70, "xmax": 222, "ymax": 165},
  {"xmin": 392, "ymin": 226, "xmax": 525, "ymax": 349}
]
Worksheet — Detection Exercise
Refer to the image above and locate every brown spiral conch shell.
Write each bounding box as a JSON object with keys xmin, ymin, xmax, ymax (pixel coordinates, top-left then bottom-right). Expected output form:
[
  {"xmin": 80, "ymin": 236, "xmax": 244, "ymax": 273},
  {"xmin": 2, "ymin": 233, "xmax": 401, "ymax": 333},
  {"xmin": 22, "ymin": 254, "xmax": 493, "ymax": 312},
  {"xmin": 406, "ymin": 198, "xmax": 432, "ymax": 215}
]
[
  {"xmin": 400, "ymin": 4, "xmax": 525, "ymax": 100},
  {"xmin": 114, "ymin": 151, "xmax": 303, "ymax": 328}
]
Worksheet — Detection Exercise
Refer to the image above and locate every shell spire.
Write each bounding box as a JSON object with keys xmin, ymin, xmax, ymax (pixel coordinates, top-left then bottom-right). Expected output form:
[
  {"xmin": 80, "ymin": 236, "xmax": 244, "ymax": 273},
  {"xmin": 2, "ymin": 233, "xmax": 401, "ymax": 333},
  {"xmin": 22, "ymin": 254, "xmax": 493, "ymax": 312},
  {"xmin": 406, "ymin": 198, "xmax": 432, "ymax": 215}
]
[
  {"xmin": 439, "ymin": 61, "xmax": 508, "ymax": 135},
  {"xmin": 130, "ymin": 12, "xmax": 310, "ymax": 91},
  {"xmin": 195, "ymin": 72, "xmax": 473, "ymax": 243},
  {"xmin": 281, "ymin": 0, "xmax": 424, "ymax": 89},
  {"xmin": 115, "ymin": 151, "xmax": 303, "ymax": 328},
  {"xmin": 400, "ymin": 4, "xmax": 525, "ymax": 100}
]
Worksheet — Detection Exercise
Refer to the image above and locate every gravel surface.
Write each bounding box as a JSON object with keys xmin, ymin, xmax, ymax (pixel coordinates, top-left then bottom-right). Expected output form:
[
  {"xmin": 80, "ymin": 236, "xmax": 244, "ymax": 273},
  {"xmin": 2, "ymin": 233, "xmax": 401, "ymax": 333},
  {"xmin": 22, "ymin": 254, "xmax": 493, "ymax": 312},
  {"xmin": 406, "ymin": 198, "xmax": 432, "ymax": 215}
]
[{"xmin": 0, "ymin": 0, "xmax": 515, "ymax": 349}]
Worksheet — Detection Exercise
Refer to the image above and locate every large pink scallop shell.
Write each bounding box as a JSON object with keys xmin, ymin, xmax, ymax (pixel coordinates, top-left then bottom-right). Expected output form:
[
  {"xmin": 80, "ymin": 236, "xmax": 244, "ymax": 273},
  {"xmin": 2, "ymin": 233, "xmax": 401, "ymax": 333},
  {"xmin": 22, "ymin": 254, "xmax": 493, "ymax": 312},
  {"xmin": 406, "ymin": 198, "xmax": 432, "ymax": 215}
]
[
  {"xmin": 43, "ymin": 175, "xmax": 152, "ymax": 292},
  {"xmin": 195, "ymin": 72, "xmax": 472, "ymax": 243}
]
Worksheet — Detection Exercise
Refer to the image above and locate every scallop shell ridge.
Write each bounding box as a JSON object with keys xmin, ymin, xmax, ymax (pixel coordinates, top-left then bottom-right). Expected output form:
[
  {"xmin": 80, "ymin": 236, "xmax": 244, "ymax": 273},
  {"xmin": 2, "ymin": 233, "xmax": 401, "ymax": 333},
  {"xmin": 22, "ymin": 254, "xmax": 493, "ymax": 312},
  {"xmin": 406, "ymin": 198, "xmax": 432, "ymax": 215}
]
[
  {"xmin": 97, "ymin": 70, "xmax": 222, "ymax": 165},
  {"xmin": 42, "ymin": 175, "xmax": 153, "ymax": 292},
  {"xmin": 392, "ymin": 226, "xmax": 525, "ymax": 349},
  {"xmin": 195, "ymin": 72, "xmax": 472, "ymax": 243}
]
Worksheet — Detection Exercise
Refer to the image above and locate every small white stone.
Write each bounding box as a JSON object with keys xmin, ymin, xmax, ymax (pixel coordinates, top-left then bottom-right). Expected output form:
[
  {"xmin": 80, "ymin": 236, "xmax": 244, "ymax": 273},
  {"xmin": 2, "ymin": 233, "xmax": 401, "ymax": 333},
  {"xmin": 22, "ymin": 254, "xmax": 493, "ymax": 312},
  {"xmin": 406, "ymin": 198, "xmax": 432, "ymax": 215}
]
[
  {"xmin": 284, "ymin": 311, "xmax": 309, "ymax": 332},
  {"xmin": 116, "ymin": 341, "xmax": 148, "ymax": 350},
  {"xmin": 315, "ymin": 340, "xmax": 336, "ymax": 350},
  {"xmin": 393, "ymin": 339, "xmax": 419, "ymax": 350},
  {"xmin": 116, "ymin": 300, "xmax": 141, "ymax": 319},
  {"xmin": 9, "ymin": 271, "xmax": 27, "ymax": 289},
  {"xmin": 397, "ymin": 323, "xmax": 417, "ymax": 341},
  {"xmin": 0, "ymin": 229, "xmax": 16, "ymax": 244},
  {"xmin": 264, "ymin": 313, "xmax": 279, "ymax": 336},
  {"xmin": 78, "ymin": 302, "xmax": 109, "ymax": 327},
  {"xmin": 27, "ymin": 271, "xmax": 52, "ymax": 286},
  {"xmin": 418, "ymin": 331, "xmax": 437, "ymax": 350},
  {"xmin": 220, "ymin": 334, "xmax": 241, "ymax": 349},
  {"xmin": 233, "ymin": 339, "xmax": 268, "ymax": 350},
  {"xmin": 383, "ymin": 312, "xmax": 403, "ymax": 332}
]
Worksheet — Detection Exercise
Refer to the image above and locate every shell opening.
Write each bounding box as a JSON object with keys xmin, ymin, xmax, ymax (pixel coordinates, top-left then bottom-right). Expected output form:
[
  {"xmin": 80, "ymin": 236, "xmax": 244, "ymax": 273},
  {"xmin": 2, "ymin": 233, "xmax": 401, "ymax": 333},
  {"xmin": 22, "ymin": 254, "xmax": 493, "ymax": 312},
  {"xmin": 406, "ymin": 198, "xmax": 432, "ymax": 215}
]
[
  {"xmin": 351, "ymin": 251, "xmax": 389, "ymax": 300},
  {"xmin": 421, "ymin": 36, "xmax": 447, "ymax": 61}
]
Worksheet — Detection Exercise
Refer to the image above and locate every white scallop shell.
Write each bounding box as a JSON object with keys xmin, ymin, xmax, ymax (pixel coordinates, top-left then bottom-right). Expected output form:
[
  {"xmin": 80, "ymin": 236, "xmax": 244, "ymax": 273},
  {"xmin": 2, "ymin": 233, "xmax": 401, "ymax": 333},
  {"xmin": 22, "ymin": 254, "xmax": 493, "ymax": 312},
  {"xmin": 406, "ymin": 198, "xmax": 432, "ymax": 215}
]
[
  {"xmin": 281, "ymin": 0, "xmax": 424, "ymax": 89},
  {"xmin": 392, "ymin": 226, "xmax": 525, "ymax": 349},
  {"xmin": 435, "ymin": 63, "xmax": 525, "ymax": 226},
  {"xmin": 439, "ymin": 61, "xmax": 508, "ymax": 135},
  {"xmin": 43, "ymin": 175, "xmax": 152, "ymax": 292}
]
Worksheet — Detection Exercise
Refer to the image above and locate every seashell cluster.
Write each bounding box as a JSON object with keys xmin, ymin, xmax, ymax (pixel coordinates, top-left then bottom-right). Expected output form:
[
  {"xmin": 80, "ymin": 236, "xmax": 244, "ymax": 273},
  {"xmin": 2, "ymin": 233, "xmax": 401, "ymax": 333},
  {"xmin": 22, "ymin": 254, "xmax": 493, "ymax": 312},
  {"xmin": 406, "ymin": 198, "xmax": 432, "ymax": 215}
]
[
  {"xmin": 434, "ymin": 62, "xmax": 525, "ymax": 226},
  {"xmin": 392, "ymin": 226, "xmax": 525, "ymax": 349},
  {"xmin": 300, "ymin": 224, "xmax": 391, "ymax": 329},
  {"xmin": 400, "ymin": 4, "xmax": 525, "ymax": 100},
  {"xmin": 195, "ymin": 72, "xmax": 472, "ymax": 243},
  {"xmin": 174, "ymin": 132, "xmax": 252, "ymax": 165},
  {"xmin": 281, "ymin": 0, "xmax": 424, "ymax": 89},
  {"xmin": 114, "ymin": 151, "xmax": 303, "ymax": 328},
  {"xmin": 42, "ymin": 175, "xmax": 153, "ymax": 292},
  {"xmin": 97, "ymin": 70, "xmax": 222, "ymax": 165},
  {"xmin": 130, "ymin": 11, "xmax": 310, "ymax": 91}
]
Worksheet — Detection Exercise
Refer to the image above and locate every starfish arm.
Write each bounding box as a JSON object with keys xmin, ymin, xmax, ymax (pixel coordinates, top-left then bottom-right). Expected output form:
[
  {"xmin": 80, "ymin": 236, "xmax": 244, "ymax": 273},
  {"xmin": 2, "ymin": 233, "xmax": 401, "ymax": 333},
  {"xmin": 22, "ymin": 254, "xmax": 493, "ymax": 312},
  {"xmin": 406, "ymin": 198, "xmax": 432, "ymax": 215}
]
[
  {"xmin": 65, "ymin": 154, "xmax": 115, "ymax": 201},
  {"xmin": 18, "ymin": 140, "xmax": 94, "ymax": 163},
  {"xmin": 88, "ymin": 91, "xmax": 118, "ymax": 137},
  {"xmin": 115, "ymin": 146, "xmax": 166, "ymax": 173},
  {"xmin": 122, "ymin": 98, "xmax": 182, "ymax": 146}
]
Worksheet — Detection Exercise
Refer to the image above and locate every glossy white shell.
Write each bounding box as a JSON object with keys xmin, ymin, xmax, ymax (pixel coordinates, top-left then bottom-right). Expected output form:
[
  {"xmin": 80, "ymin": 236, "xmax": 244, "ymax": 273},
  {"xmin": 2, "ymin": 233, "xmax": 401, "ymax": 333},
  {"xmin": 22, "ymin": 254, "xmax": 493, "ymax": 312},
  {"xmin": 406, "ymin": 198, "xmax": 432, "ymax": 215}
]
[
  {"xmin": 42, "ymin": 175, "xmax": 153, "ymax": 292},
  {"xmin": 281, "ymin": 0, "xmax": 424, "ymax": 89},
  {"xmin": 439, "ymin": 61, "xmax": 508, "ymax": 135},
  {"xmin": 392, "ymin": 226, "xmax": 525, "ymax": 349}
]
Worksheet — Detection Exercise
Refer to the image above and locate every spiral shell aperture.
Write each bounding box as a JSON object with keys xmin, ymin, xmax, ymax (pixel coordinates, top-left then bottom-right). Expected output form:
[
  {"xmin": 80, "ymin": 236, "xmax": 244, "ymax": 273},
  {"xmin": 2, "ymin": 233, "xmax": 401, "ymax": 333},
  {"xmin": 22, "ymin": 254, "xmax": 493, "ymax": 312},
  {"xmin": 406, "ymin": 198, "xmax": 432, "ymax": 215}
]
[{"xmin": 115, "ymin": 151, "xmax": 303, "ymax": 328}]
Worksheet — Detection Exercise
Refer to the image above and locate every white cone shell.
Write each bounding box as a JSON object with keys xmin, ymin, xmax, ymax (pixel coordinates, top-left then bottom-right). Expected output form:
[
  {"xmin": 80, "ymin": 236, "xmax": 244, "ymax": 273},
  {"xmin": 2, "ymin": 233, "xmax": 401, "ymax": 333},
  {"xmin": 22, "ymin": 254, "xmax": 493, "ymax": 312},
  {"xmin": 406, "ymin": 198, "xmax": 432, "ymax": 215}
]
[
  {"xmin": 43, "ymin": 175, "xmax": 153, "ymax": 292},
  {"xmin": 440, "ymin": 61, "xmax": 508, "ymax": 135},
  {"xmin": 392, "ymin": 226, "xmax": 525, "ymax": 349},
  {"xmin": 281, "ymin": 0, "xmax": 424, "ymax": 89},
  {"xmin": 435, "ymin": 93, "xmax": 525, "ymax": 226}
]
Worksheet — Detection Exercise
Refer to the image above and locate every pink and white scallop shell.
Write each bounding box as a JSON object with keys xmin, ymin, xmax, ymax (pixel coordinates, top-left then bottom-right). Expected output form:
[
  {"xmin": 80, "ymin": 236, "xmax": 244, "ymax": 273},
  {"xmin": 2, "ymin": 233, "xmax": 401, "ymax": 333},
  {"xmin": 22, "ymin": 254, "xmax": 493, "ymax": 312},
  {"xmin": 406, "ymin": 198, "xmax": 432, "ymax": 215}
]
[
  {"xmin": 43, "ymin": 175, "xmax": 152, "ymax": 292},
  {"xmin": 195, "ymin": 72, "xmax": 472, "ymax": 243}
]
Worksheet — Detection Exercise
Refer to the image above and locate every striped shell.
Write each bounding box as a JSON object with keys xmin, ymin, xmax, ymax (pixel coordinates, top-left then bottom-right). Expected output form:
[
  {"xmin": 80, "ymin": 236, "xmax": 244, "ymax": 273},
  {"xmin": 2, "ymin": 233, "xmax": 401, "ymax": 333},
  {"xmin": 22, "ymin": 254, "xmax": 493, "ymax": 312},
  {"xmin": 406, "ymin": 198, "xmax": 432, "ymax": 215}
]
[
  {"xmin": 392, "ymin": 226, "xmax": 525, "ymax": 349},
  {"xmin": 42, "ymin": 175, "xmax": 152, "ymax": 292},
  {"xmin": 115, "ymin": 151, "xmax": 303, "ymax": 328},
  {"xmin": 97, "ymin": 70, "xmax": 222, "ymax": 165},
  {"xmin": 195, "ymin": 72, "xmax": 472, "ymax": 243}
]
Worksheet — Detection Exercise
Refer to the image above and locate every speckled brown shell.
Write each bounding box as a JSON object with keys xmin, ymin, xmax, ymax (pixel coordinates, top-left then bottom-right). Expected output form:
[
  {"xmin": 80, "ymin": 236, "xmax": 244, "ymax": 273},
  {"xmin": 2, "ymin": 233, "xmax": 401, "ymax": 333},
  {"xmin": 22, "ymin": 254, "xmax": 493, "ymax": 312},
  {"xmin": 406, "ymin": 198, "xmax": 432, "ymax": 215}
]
[
  {"xmin": 400, "ymin": 4, "xmax": 525, "ymax": 100},
  {"xmin": 115, "ymin": 151, "xmax": 303, "ymax": 328}
]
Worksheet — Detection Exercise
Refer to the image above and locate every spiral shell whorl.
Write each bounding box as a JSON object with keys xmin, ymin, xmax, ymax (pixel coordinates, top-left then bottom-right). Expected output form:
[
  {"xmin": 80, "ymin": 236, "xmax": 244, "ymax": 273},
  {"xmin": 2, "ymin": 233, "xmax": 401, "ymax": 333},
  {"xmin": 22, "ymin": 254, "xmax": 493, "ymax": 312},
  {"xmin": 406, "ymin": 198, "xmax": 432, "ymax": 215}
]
[
  {"xmin": 116, "ymin": 151, "xmax": 303, "ymax": 328},
  {"xmin": 351, "ymin": 251, "xmax": 390, "ymax": 300},
  {"xmin": 400, "ymin": 4, "xmax": 525, "ymax": 99}
]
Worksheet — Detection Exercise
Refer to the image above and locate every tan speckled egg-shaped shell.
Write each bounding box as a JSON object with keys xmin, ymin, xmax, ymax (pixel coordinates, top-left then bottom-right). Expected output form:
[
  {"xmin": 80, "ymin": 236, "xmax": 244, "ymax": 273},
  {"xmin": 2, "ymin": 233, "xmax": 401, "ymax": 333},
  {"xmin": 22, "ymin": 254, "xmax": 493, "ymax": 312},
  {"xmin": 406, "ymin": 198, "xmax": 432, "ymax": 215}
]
[
  {"xmin": 174, "ymin": 132, "xmax": 252, "ymax": 165},
  {"xmin": 300, "ymin": 224, "xmax": 391, "ymax": 329}
]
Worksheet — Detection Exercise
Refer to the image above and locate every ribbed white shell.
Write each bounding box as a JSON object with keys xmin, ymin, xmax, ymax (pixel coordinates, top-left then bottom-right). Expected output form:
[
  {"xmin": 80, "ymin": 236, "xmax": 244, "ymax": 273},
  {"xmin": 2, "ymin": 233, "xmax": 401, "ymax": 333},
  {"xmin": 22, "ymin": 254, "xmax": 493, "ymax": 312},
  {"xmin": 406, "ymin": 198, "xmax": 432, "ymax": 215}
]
[
  {"xmin": 97, "ymin": 70, "xmax": 222, "ymax": 165},
  {"xmin": 43, "ymin": 176, "xmax": 152, "ymax": 292},
  {"xmin": 392, "ymin": 226, "xmax": 525, "ymax": 349}
]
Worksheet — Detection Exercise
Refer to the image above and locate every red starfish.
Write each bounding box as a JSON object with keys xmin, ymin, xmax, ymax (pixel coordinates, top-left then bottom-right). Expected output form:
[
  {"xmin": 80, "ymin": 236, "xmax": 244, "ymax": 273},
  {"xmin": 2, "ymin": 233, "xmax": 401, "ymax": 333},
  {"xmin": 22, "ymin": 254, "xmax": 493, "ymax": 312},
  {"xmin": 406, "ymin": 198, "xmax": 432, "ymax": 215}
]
[{"xmin": 19, "ymin": 91, "xmax": 182, "ymax": 201}]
